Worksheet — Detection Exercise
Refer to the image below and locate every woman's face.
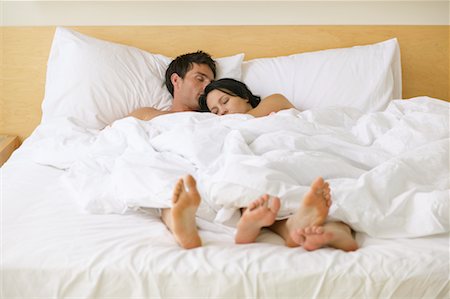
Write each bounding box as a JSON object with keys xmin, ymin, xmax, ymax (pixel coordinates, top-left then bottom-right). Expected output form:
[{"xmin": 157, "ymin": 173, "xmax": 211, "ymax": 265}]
[{"xmin": 206, "ymin": 89, "xmax": 252, "ymax": 115}]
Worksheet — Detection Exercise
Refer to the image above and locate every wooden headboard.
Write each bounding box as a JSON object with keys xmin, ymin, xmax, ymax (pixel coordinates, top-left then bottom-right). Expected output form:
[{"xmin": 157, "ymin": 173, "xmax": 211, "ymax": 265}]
[{"xmin": 1, "ymin": 26, "xmax": 449, "ymax": 141}]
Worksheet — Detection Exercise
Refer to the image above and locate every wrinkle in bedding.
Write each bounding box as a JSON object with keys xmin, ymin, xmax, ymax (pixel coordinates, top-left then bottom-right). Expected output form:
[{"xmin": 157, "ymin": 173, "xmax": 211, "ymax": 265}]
[
  {"xmin": 28, "ymin": 97, "xmax": 450, "ymax": 239},
  {"xmin": 2, "ymin": 157, "xmax": 449, "ymax": 298}
]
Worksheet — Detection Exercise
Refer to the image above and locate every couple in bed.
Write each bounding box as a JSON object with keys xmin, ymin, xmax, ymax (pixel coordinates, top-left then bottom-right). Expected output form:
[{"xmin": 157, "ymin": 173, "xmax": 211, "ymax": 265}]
[{"xmin": 129, "ymin": 51, "xmax": 358, "ymax": 252}]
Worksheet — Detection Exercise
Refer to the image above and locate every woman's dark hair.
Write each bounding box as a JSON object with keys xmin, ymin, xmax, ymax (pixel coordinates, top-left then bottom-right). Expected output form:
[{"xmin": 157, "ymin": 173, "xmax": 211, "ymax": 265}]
[
  {"xmin": 165, "ymin": 51, "xmax": 217, "ymax": 96},
  {"xmin": 199, "ymin": 78, "xmax": 261, "ymax": 112}
]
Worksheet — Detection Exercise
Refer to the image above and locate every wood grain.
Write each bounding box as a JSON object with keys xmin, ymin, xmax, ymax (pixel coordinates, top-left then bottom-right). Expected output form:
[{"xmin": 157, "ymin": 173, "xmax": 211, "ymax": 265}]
[
  {"xmin": 1, "ymin": 26, "xmax": 448, "ymax": 141},
  {"xmin": 0, "ymin": 135, "xmax": 21, "ymax": 166}
]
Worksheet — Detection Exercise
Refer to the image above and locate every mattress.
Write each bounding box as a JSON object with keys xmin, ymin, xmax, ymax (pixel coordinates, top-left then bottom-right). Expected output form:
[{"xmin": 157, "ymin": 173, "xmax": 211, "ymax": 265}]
[{"xmin": 2, "ymin": 138, "xmax": 449, "ymax": 298}]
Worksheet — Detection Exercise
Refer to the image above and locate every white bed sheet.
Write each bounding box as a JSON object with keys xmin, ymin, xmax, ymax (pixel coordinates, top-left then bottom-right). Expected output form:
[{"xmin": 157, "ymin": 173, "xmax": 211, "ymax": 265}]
[{"xmin": 2, "ymin": 127, "xmax": 449, "ymax": 298}]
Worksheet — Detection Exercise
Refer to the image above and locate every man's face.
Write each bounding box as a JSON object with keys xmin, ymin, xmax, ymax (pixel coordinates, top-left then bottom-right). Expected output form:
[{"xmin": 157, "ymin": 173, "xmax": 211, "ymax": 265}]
[{"xmin": 173, "ymin": 63, "xmax": 214, "ymax": 110}]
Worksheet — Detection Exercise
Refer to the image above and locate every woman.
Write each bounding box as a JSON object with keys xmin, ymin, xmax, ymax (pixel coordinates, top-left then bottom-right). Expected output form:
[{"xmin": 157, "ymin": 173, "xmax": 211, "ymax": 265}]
[
  {"xmin": 198, "ymin": 78, "xmax": 358, "ymax": 251},
  {"xmin": 199, "ymin": 78, "xmax": 294, "ymax": 116}
]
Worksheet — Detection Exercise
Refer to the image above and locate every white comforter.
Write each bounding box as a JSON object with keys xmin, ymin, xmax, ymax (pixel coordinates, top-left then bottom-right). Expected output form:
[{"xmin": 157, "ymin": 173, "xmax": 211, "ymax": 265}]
[{"xmin": 31, "ymin": 97, "xmax": 449, "ymax": 238}]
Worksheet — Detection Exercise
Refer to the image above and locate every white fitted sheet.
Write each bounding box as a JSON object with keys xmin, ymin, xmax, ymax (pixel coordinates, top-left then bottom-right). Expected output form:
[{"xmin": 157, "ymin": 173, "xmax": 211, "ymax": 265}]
[{"xmin": 2, "ymin": 151, "xmax": 449, "ymax": 298}]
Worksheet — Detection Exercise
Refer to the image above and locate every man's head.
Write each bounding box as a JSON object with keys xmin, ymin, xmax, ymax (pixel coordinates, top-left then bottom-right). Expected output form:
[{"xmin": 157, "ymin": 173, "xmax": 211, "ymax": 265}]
[{"xmin": 165, "ymin": 51, "xmax": 216, "ymax": 111}]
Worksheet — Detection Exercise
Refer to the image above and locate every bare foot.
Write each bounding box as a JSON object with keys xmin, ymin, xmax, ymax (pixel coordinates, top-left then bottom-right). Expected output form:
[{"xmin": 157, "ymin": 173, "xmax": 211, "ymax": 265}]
[
  {"xmin": 169, "ymin": 175, "xmax": 202, "ymax": 249},
  {"xmin": 285, "ymin": 177, "xmax": 332, "ymax": 247},
  {"xmin": 235, "ymin": 195, "xmax": 281, "ymax": 244},
  {"xmin": 297, "ymin": 222, "xmax": 358, "ymax": 252}
]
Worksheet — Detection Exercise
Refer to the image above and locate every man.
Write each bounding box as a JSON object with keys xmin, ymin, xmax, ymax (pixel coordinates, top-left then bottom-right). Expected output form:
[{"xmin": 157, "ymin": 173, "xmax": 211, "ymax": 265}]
[
  {"xmin": 128, "ymin": 51, "xmax": 216, "ymax": 249},
  {"xmin": 129, "ymin": 50, "xmax": 216, "ymax": 121}
]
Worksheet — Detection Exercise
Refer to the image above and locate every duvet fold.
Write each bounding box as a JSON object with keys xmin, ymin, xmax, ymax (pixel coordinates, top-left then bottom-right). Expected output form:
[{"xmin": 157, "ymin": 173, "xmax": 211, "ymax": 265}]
[{"xmin": 30, "ymin": 97, "xmax": 449, "ymax": 238}]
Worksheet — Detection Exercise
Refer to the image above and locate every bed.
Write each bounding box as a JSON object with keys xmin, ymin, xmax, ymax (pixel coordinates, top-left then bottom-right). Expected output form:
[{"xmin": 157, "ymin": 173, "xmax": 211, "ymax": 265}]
[{"xmin": 2, "ymin": 26, "xmax": 449, "ymax": 298}]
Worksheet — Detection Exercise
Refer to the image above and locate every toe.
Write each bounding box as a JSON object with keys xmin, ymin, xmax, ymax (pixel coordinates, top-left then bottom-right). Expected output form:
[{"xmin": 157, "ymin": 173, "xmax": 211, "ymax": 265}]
[
  {"xmin": 248, "ymin": 201, "xmax": 257, "ymax": 211},
  {"xmin": 270, "ymin": 197, "xmax": 281, "ymax": 213},
  {"xmin": 184, "ymin": 174, "xmax": 197, "ymax": 192},
  {"xmin": 172, "ymin": 179, "xmax": 184, "ymax": 203},
  {"xmin": 311, "ymin": 177, "xmax": 325, "ymax": 190}
]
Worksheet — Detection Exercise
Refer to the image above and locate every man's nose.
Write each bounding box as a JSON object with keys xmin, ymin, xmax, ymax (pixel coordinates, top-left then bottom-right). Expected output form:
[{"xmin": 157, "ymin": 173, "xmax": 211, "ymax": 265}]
[{"xmin": 201, "ymin": 80, "xmax": 210, "ymax": 90}]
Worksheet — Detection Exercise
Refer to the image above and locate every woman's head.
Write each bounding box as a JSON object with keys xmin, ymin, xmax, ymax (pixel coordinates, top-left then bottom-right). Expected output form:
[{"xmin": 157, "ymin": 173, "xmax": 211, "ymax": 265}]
[{"xmin": 199, "ymin": 78, "xmax": 261, "ymax": 115}]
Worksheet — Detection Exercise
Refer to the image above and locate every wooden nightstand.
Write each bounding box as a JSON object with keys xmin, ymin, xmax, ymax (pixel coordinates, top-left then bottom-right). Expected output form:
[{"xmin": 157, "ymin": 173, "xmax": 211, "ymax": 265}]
[{"xmin": 0, "ymin": 136, "xmax": 21, "ymax": 167}]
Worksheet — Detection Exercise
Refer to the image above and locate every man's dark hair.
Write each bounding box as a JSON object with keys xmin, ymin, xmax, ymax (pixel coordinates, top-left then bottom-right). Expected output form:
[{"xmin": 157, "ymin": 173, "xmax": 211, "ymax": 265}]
[
  {"xmin": 165, "ymin": 51, "xmax": 216, "ymax": 96},
  {"xmin": 198, "ymin": 78, "xmax": 261, "ymax": 112}
]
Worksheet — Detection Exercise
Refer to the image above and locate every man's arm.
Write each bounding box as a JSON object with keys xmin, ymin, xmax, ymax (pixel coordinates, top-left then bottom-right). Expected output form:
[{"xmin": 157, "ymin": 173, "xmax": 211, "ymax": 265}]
[{"xmin": 128, "ymin": 107, "xmax": 171, "ymax": 121}]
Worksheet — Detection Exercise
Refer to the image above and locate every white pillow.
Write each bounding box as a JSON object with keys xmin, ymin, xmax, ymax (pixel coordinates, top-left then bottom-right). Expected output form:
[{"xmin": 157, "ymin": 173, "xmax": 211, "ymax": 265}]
[
  {"xmin": 41, "ymin": 27, "xmax": 244, "ymax": 129},
  {"xmin": 242, "ymin": 38, "xmax": 401, "ymax": 112}
]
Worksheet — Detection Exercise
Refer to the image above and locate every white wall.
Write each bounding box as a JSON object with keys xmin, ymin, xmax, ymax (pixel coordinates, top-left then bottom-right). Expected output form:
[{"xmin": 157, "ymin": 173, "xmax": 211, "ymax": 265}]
[{"xmin": 1, "ymin": 1, "xmax": 449, "ymax": 26}]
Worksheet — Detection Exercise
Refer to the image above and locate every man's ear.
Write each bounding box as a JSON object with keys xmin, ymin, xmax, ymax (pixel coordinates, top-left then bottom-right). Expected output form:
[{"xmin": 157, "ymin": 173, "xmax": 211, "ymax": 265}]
[{"xmin": 171, "ymin": 73, "xmax": 181, "ymax": 88}]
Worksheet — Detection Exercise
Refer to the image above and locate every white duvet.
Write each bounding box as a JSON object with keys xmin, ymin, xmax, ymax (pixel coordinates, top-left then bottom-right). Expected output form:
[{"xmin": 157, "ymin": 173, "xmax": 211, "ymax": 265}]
[{"xmin": 31, "ymin": 97, "xmax": 449, "ymax": 239}]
